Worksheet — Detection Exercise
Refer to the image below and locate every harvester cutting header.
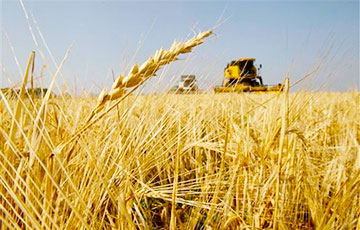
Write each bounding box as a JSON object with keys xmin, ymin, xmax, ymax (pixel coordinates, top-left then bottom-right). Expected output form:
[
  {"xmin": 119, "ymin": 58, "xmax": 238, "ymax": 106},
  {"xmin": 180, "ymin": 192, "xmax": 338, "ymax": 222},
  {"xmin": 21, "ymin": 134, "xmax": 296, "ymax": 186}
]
[{"xmin": 214, "ymin": 58, "xmax": 284, "ymax": 93}]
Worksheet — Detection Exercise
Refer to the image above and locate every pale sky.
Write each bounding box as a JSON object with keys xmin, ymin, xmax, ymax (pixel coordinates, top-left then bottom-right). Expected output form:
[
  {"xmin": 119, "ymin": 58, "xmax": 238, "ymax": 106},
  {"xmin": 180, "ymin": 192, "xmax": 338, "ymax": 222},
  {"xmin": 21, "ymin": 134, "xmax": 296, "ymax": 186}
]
[{"xmin": 1, "ymin": 0, "xmax": 359, "ymax": 93}]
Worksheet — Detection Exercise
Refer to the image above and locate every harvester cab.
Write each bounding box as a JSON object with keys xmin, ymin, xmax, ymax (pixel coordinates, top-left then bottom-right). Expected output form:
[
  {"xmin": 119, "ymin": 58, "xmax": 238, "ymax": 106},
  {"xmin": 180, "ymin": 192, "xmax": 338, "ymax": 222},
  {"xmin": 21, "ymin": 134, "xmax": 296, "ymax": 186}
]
[{"xmin": 214, "ymin": 58, "xmax": 284, "ymax": 93}]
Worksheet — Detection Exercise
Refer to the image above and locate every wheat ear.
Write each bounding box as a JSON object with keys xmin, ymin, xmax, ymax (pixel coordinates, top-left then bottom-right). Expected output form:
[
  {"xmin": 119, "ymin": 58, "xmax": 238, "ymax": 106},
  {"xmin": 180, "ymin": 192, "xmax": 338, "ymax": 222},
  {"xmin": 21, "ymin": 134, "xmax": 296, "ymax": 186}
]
[{"xmin": 97, "ymin": 30, "xmax": 213, "ymax": 106}]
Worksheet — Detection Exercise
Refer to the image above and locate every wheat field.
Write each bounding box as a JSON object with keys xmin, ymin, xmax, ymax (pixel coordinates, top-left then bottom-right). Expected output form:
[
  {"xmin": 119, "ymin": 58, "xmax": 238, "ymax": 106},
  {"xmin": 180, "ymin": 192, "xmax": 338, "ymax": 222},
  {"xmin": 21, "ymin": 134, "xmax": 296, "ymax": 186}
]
[
  {"xmin": 1, "ymin": 90, "xmax": 359, "ymax": 229},
  {"xmin": 1, "ymin": 30, "xmax": 360, "ymax": 229}
]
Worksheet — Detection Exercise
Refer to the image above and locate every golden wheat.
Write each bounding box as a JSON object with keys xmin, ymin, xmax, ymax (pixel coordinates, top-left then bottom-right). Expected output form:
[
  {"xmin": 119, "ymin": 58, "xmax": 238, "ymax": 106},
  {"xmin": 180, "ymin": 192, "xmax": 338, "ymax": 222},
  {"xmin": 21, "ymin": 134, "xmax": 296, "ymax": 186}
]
[{"xmin": 1, "ymin": 91, "xmax": 359, "ymax": 229}]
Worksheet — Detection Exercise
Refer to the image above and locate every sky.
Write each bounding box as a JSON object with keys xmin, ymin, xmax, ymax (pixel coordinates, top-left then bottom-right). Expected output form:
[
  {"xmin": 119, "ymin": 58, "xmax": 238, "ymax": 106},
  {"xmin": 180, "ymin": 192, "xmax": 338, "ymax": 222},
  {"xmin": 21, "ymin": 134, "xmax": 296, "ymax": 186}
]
[{"xmin": 1, "ymin": 0, "xmax": 359, "ymax": 94}]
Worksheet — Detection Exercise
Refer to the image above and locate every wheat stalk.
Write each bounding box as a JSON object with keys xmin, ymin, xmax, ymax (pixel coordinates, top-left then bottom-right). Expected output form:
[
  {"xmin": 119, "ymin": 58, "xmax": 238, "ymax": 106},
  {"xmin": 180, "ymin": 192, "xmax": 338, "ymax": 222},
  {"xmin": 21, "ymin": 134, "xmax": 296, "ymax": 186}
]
[{"xmin": 57, "ymin": 30, "xmax": 213, "ymax": 153}]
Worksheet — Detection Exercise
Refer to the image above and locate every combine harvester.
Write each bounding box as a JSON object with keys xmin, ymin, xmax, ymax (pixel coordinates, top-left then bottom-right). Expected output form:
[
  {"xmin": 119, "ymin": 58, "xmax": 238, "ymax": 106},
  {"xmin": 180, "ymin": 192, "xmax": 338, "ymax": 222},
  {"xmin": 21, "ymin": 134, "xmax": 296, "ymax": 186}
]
[
  {"xmin": 170, "ymin": 75, "xmax": 199, "ymax": 94},
  {"xmin": 214, "ymin": 58, "xmax": 284, "ymax": 93}
]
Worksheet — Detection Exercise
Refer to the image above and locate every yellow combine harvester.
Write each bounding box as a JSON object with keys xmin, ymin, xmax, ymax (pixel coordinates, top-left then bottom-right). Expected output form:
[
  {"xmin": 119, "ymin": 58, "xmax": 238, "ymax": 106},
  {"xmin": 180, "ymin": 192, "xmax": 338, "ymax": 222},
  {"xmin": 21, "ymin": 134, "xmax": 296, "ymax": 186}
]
[{"xmin": 214, "ymin": 58, "xmax": 284, "ymax": 93}]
